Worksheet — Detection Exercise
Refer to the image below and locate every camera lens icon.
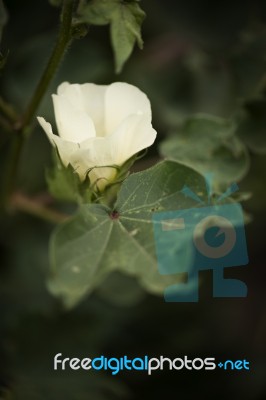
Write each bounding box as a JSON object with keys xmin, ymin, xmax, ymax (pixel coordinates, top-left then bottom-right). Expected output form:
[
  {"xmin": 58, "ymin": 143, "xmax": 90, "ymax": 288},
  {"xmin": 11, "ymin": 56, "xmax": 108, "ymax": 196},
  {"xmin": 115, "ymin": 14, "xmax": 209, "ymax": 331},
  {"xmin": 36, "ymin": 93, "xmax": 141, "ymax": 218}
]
[{"xmin": 193, "ymin": 215, "xmax": 236, "ymax": 259}]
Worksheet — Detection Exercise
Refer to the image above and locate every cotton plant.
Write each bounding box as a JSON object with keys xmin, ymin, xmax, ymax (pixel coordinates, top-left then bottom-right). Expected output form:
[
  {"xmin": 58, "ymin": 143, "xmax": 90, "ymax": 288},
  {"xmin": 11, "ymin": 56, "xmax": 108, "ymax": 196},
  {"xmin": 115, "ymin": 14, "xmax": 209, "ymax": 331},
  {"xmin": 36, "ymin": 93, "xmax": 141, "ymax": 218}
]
[
  {"xmin": 36, "ymin": 79, "xmax": 208, "ymax": 308},
  {"xmin": 0, "ymin": 0, "xmax": 251, "ymax": 309}
]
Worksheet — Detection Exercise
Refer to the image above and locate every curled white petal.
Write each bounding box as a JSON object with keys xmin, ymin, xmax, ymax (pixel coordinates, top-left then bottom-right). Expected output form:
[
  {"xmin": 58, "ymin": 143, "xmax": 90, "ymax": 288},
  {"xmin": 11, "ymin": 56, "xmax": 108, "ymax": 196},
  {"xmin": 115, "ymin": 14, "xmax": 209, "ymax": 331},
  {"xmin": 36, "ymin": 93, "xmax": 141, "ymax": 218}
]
[
  {"xmin": 37, "ymin": 117, "xmax": 84, "ymax": 178},
  {"xmin": 37, "ymin": 117, "xmax": 78, "ymax": 160},
  {"xmin": 52, "ymin": 94, "xmax": 96, "ymax": 142}
]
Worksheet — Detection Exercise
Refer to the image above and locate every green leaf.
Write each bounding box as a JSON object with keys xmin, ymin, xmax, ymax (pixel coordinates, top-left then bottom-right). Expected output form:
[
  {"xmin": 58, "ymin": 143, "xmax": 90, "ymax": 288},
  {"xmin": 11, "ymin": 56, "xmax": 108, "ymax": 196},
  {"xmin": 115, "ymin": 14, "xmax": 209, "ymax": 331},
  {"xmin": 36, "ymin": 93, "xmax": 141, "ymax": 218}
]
[
  {"xmin": 46, "ymin": 150, "xmax": 81, "ymax": 203},
  {"xmin": 236, "ymin": 97, "xmax": 266, "ymax": 154},
  {"xmin": 160, "ymin": 114, "xmax": 250, "ymax": 187},
  {"xmin": 96, "ymin": 271, "xmax": 145, "ymax": 306},
  {"xmin": 110, "ymin": 1, "xmax": 145, "ymax": 73},
  {"xmin": 78, "ymin": 0, "xmax": 116, "ymax": 25},
  {"xmin": 48, "ymin": 161, "xmax": 207, "ymax": 308},
  {"xmin": 78, "ymin": 0, "xmax": 146, "ymax": 73}
]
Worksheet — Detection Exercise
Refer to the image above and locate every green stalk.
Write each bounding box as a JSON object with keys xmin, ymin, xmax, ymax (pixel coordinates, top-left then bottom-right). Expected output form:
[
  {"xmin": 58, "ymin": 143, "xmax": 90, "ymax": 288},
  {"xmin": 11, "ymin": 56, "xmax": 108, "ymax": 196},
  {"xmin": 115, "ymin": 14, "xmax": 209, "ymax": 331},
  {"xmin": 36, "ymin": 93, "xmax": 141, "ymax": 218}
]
[
  {"xmin": 2, "ymin": 0, "xmax": 74, "ymax": 210},
  {"xmin": 16, "ymin": 0, "xmax": 74, "ymax": 130}
]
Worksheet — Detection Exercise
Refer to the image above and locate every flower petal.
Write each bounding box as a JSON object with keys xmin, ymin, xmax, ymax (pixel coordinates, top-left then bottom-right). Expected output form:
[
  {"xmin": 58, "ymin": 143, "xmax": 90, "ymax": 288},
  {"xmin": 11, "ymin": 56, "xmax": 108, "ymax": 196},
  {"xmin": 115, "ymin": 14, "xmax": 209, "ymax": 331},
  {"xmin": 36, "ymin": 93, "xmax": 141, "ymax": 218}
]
[
  {"xmin": 79, "ymin": 84, "xmax": 107, "ymax": 136},
  {"xmin": 110, "ymin": 113, "xmax": 157, "ymax": 165},
  {"xmin": 57, "ymin": 81, "xmax": 71, "ymax": 95},
  {"xmin": 79, "ymin": 114, "xmax": 157, "ymax": 168},
  {"xmin": 57, "ymin": 82, "xmax": 84, "ymax": 110},
  {"xmin": 105, "ymin": 82, "xmax": 152, "ymax": 135},
  {"xmin": 52, "ymin": 94, "xmax": 96, "ymax": 142},
  {"xmin": 77, "ymin": 137, "xmax": 118, "ymax": 187},
  {"xmin": 76, "ymin": 113, "xmax": 156, "ymax": 187},
  {"xmin": 37, "ymin": 116, "xmax": 82, "ymax": 174},
  {"xmin": 57, "ymin": 82, "xmax": 107, "ymax": 136}
]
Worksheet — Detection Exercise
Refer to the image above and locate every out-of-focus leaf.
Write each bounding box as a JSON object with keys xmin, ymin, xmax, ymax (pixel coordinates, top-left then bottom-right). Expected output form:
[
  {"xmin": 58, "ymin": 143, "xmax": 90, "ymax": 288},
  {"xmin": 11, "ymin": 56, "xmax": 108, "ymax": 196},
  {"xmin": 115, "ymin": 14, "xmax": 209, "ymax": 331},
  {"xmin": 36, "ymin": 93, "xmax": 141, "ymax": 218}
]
[
  {"xmin": 236, "ymin": 97, "xmax": 266, "ymax": 154},
  {"xmin": 96, "ymin": 271, "xmax": 145, "ymax": 306},
  {"xmin": 48, "ymin": 161, "xmax": 207, "ymax": 308},
  {"xmin": 160, "ymin": 114, "xmax": 250, "ymax": 187},
  {"xmin": 78, "ymin": 0, "xmax": 145, "ymax": 73},
  {"xmin": 230, "ymin": 34, "xmax": 266, "ymax": 98},
  {"xmin": 49, "ymin": 0, "xmax": 62, "ymax": 7}
]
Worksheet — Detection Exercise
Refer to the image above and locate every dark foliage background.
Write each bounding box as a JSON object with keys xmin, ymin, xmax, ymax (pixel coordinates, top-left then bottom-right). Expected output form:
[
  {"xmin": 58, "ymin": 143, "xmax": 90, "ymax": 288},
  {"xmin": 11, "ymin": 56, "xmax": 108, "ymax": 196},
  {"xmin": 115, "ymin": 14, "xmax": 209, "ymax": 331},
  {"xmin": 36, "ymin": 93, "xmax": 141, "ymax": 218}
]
[{"xmin": 0, "ymin": 0, "xmax": 266, "ymax": 399}]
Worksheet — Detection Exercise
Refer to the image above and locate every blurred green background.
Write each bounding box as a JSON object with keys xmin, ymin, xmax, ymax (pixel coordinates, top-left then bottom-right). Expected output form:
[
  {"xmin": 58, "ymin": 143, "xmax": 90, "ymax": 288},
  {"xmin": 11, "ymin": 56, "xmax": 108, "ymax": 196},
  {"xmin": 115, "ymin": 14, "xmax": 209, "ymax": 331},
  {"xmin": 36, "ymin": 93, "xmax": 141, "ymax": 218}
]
[{"xmin": 0, "ymin": 0, "xmax": 266, "ymax": 399}]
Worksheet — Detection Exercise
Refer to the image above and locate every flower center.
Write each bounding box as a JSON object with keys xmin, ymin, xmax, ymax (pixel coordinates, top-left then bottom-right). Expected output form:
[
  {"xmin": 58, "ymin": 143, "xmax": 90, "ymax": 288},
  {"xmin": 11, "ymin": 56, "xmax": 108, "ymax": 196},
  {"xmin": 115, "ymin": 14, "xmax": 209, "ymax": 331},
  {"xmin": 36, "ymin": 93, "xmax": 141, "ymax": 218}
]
[{"xmin": 110, "ymin": 210, "xmax": 120, "ymax": 220}]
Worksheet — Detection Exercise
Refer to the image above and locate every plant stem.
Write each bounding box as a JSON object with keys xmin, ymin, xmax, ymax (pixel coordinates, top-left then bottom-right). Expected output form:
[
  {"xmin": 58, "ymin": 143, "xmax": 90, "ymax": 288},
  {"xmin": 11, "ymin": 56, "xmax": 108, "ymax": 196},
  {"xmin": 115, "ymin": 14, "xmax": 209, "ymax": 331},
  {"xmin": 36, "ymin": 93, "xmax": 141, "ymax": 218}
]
[
  {"xmin": 16, "ymin": 0, "xmax": 74, "ymax": 131},
  {"xmin": 10, "ymin": 192, "xmax": 69, "ymax": 224},
  {"xmin": 2, "ymin": 0, "xmax": 74, "ymax": 210},
  {"xmin": 0, "ymin": 96, "xmax": 17, "ymax": 121}
]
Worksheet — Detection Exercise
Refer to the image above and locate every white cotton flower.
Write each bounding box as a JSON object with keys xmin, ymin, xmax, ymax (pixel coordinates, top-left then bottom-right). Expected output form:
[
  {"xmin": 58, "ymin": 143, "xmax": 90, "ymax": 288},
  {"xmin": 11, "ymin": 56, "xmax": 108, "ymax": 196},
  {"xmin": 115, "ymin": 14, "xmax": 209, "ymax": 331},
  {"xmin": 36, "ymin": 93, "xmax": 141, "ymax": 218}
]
[{"xmin": 37, "ymin": 82, "xmax": 157, "ymax": 190}]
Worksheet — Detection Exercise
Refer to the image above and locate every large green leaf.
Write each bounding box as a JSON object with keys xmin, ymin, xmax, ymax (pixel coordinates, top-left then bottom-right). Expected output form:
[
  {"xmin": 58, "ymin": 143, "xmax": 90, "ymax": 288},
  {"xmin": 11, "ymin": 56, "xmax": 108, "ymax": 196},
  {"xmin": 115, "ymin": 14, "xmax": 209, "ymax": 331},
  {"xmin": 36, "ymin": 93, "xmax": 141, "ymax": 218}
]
[
  {"xmin": 160, "ymin": 114, "xmax": 250, "ymax": 187},
  {"xmin": 48, "ymin": 161, "xmax": 207, "ymax": 308},
  {"xmin": 78, "ymin": 0, "xmax": 145, "ymax": 73}
]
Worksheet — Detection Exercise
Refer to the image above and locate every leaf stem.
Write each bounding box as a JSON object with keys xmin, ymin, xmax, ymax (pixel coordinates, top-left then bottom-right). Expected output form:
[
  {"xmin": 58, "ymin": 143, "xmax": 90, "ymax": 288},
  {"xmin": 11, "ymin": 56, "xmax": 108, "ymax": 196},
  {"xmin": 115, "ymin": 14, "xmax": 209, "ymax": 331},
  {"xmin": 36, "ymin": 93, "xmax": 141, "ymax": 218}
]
[{"xmin": 10, "ymin": 192, "xmax": 69, "ymax": 224}]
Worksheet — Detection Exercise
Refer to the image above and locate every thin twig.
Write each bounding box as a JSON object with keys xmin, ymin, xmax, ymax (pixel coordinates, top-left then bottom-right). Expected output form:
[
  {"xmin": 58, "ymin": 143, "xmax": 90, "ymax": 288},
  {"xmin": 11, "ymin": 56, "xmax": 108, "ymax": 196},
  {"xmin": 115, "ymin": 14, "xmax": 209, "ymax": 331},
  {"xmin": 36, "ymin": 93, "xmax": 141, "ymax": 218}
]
[{"xmin": 10, "ymin": 192, "xmax": 70, "ymax": 224}]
